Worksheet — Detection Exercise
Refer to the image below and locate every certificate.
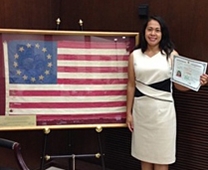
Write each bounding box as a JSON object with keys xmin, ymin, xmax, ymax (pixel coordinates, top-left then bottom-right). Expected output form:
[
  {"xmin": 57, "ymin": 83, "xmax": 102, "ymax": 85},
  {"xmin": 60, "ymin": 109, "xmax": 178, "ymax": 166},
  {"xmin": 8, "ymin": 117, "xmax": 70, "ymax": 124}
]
[{"xmin": 171, "ymin": 55, "xmax": 207, "ymax": 91}]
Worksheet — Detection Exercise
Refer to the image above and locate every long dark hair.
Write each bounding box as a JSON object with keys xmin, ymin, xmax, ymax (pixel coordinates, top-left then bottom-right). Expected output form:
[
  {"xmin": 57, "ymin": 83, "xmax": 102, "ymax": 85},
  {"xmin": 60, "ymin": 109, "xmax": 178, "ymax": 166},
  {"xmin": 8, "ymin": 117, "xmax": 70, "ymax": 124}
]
[{"xmin": 136, "ymin": 16, "xmax": 175, "ymax": 59}]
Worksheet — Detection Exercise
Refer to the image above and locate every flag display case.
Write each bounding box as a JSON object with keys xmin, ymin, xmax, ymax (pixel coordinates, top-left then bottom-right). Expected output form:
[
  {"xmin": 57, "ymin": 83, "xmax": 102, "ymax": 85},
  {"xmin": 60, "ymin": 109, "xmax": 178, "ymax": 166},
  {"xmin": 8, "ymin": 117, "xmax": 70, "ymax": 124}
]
[{"xmin": 0, "ymin": 29, "xmax": 139, "ymax": 129}]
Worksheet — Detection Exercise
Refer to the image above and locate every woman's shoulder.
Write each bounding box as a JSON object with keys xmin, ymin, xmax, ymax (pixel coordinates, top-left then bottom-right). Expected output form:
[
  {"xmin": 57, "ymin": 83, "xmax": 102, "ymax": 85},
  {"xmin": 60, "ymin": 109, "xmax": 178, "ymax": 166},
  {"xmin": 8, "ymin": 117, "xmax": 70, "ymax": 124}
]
[
  {"xmin": 129, "ymin": 48, "xmax": 142, "ymax": 61},
  {"xmin": 171, "ymin": 50, "xmax": 179, "ymax": 56},
  {"xmin": 168, "ymin": 50, "xmax": 179, "ymax": 66},
  {"xmin": 131, "ymin": 48, "xmax": 142, "ymax": 55}
]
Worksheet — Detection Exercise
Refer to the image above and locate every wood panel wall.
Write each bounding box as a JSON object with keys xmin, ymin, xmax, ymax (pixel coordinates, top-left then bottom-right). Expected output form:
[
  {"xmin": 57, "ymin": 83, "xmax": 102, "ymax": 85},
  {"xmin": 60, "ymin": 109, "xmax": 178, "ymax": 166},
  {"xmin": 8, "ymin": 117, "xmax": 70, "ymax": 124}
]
[
  {"xmin": 0, "ymin": 0, "xmax": 208, "ymax": 170},
  {"xmin": 0, "ymin": 0, "xmax": 61, "ymax": 29},
  {"xmin": 1, "ymin": 0, "xmax": 207, "ymax": 61}
]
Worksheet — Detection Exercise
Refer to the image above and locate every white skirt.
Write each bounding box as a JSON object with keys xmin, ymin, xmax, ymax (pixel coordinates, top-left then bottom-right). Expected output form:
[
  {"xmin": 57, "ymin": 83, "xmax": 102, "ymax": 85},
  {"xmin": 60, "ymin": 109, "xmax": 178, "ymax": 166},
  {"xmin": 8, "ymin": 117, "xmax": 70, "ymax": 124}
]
[{"xmin": 131, "ymin": 96, "xmax": 176, "ymax": 164}]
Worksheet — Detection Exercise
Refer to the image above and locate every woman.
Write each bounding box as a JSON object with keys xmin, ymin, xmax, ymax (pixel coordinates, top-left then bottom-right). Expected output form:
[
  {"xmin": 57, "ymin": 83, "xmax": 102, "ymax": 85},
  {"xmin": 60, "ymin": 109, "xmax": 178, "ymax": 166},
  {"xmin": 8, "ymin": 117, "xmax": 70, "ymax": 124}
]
[{"xmin": 126, "ymin": 16, "xmax": 208, "ymax": 170}]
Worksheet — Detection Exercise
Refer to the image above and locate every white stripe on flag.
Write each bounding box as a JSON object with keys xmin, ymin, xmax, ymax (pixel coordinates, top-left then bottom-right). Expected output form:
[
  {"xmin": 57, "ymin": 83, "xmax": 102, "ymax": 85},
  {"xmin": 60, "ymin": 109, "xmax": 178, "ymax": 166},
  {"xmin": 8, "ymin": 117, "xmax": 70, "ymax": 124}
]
[
  {"xmin": 9, "ymin": 84, "xmax": 126, "ymax": 91},
  {"xmin": 10, "ymin": 96, "xmax": 126, "ymax": 103},
  {"xmin": 58, "ymin": 60, "xmax": 128, "ymax": 67},
  {"xmin": 57, "ymin": 72, "xmax": 127, "ymax": 79},
  {"xmin": 58, "ymin": 48, "xmax": 128, "ymax": 55}
]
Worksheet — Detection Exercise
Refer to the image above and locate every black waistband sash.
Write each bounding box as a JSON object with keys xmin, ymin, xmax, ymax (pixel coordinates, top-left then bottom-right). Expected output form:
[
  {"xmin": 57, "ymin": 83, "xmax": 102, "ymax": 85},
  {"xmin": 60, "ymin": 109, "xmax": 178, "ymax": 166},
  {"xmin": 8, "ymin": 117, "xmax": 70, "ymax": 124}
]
[{"xmin": 134, "ymin": 78, "xmax": 171, "ymax": 97}]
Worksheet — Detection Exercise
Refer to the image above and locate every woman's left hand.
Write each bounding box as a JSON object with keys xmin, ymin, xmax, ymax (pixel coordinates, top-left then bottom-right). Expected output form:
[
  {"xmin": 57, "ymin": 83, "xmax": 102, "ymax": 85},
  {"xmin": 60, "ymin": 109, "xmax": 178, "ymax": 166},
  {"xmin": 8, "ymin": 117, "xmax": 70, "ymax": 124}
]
[{"xmin": 200, "ymin": 74, "xmax": 208, "ymax": 86}]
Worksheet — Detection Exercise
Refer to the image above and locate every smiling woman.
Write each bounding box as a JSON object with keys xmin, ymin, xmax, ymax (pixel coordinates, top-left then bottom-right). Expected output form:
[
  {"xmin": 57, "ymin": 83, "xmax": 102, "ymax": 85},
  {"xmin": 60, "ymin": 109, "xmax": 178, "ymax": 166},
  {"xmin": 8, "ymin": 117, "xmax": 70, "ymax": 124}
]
[
  {"xmin": 126, "ymin": 16, "xmax": 208, "ymax": 170},
  {"xmin": 144, "ymin": 20, "xmax": 162, "ymax": 52}
]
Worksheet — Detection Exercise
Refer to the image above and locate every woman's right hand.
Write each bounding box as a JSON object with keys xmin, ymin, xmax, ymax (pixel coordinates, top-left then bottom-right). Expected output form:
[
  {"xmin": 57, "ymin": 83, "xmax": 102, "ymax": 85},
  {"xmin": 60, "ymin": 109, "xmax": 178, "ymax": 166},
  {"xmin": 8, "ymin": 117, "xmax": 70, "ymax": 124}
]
[{"xmin": 126, "ymin": 114, "xmax": 134, "ymax": 132}]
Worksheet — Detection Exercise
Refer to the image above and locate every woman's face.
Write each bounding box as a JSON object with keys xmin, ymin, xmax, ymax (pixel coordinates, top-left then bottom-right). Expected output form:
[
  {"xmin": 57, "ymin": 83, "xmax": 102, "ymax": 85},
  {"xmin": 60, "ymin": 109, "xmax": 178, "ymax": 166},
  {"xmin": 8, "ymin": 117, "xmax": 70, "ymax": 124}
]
[{"xmin": 145, "ymin": 19, "xmax": 162, "ymax": 48}]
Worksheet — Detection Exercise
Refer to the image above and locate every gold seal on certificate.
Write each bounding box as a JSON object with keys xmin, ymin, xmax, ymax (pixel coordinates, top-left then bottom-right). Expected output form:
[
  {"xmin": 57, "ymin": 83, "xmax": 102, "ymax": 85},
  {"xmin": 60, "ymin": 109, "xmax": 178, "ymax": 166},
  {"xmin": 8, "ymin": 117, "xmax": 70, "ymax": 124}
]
[{"xmin": 171, "ymin": 55, "xmax": 207, "ymax": 91}]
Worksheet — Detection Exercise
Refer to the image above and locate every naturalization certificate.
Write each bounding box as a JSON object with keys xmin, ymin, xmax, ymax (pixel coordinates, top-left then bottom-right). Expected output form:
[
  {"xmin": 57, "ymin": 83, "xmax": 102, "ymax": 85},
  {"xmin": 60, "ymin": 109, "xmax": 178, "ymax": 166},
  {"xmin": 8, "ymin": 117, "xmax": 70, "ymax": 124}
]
[{"xmin": 171, "ymin": 55, "xmax": 207, "ymax": 91}]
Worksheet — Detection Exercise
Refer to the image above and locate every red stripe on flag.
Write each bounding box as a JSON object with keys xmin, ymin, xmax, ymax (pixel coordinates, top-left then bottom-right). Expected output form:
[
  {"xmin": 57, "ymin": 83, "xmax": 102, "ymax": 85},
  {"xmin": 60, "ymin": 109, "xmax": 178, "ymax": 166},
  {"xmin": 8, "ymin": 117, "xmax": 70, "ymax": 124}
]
[
  {"xmin": 57, "ymin": 79, "xmax": 128, "ymax": 84},
  {"xmin": 10, "ymin": 90, "xmax": 127, "ymax": 96},
  {"xmin": 57, "ymin": 66, "xmax": 128, "ymax": 73},
  {"xmin": 37, "ymin": 113, "xmax": 126, "ymax": 125},
  {"xmin": 58, "ymin": 55, "xmax": 129, "ymax": 61}
]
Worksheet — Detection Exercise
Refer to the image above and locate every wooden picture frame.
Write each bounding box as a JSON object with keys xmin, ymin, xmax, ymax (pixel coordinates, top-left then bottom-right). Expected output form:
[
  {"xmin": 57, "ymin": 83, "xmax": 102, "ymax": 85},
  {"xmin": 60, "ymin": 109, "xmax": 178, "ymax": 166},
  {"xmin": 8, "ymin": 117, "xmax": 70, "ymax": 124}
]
[{"xmin": 0, "ymin": 29, "xmax": 139, "ymax": 130}]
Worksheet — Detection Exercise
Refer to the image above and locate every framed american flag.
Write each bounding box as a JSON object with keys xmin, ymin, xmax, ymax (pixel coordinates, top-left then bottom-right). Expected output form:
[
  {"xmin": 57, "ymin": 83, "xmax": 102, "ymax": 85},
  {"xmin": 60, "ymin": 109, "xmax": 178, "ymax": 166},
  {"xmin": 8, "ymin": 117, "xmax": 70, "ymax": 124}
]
[{"xmin": 0, "ymin": 29, "xmax": 139, "ymax": 129}]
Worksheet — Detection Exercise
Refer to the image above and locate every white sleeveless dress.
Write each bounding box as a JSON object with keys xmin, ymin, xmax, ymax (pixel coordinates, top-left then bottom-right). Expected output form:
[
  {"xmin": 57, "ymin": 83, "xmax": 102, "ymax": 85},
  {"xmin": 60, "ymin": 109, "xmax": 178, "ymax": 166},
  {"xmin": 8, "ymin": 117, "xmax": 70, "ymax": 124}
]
[{"xmin": 131, "ymin": 49, "xmax": 176, "ymax": 164}]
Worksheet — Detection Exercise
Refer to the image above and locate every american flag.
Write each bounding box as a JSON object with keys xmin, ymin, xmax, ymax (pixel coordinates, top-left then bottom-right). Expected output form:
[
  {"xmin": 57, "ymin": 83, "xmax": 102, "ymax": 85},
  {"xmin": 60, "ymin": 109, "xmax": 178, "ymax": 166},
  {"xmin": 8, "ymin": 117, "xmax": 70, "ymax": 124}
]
[{"xmin": 3, "ymin": 36, "xmax": 133, "ymax": 124}]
